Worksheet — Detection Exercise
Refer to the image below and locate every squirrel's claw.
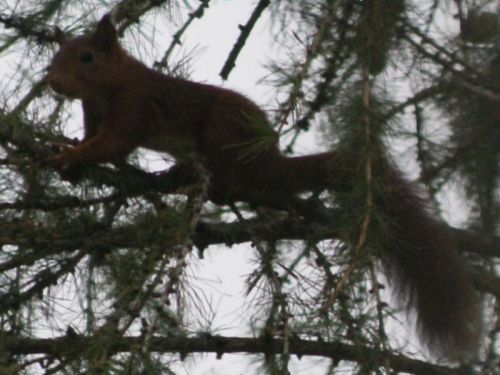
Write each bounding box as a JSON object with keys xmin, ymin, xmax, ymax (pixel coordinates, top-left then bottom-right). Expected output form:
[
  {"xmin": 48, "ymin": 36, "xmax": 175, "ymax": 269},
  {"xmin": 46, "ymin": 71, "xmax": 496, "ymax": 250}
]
[
  {"xmin": 44, "ymin": 147, "xmax": 84, "ymax": 183},
  {"xmin": 44, "ymin": 151, "xmax": 73, "ymax": 171}
]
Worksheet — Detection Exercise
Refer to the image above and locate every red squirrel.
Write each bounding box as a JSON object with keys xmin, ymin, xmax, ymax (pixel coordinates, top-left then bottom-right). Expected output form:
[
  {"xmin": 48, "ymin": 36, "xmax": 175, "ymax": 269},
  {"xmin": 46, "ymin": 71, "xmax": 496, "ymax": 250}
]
[{"xmin": 48, "ymin": 14, "xmax": 479, "ymax": 359}]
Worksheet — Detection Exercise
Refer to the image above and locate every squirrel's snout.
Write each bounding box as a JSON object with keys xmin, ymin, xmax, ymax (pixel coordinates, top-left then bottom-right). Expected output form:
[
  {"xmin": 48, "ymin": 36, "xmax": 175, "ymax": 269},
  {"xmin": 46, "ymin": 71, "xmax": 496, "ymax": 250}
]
[
  {"xmin": 48, "ymin": 76, "xmax": 64, "ymax": 94},
  {"xmin": 47, "ymin": 72, "xmax": 78, "ymax": 98}
]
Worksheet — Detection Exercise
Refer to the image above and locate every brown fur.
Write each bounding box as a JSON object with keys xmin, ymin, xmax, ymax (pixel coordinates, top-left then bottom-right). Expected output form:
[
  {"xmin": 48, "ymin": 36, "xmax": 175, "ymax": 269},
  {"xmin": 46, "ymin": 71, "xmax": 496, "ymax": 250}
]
[{"xmin": 48, "ymin": 15, "xmax": 479, "ymax": 359}]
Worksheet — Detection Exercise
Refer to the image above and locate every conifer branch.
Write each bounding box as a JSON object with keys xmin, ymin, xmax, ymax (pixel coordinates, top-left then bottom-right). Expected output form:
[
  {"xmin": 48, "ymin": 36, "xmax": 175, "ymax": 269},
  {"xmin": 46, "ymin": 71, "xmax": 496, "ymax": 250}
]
[
  {"xmin": 0, "ymin": 334, "xmax": 468, "ymax": 375},
  {"xmin": 155, "ymin": 0, "xmax": 211, "ymax": 71},
  {"xmin": 404, "ymin": 30, "xmax": 493, "ymax": 93},
  {"xmin": 112, "ymin": 0, "xmax": 173, "ymax": 34},
  {"xmin": 219, "ymin": 0, "xmax": 270, "ymax": 80},
  {"xmin": 275, "ymin": 0, "xmax": 341, "ymax": 134},
  {"xmin": 0, "ymin": 249, "xmax": 87, "ymax": 314}
]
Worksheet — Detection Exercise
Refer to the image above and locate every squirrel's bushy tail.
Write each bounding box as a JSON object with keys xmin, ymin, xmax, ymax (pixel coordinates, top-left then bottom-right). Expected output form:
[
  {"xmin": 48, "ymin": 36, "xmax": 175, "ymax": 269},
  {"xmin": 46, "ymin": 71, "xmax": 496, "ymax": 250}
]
[
  {"xmin": 381, "ymin": 171, "xmax": 479, "ymax": 359},
  {"xmin": 269, "ymin": 152, "xmax": 479, "ymax": 359}
]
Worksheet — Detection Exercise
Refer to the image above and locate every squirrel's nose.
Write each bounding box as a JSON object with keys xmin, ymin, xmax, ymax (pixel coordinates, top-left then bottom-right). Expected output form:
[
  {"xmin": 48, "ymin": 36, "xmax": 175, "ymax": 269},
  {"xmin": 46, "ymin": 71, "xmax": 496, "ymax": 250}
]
[{"xmin": 47, "ymin": 71, "xmax": 66, "ymax": 95}]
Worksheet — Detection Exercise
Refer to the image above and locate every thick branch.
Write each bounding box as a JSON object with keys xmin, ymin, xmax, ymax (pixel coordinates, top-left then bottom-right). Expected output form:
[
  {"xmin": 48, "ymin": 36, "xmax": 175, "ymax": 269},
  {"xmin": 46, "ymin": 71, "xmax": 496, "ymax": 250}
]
[
  {"xmin": 2, "ymin": 212, "xmax": 499, "ymax": 296},
  {"xmin": 1, "ymin": 334, "xmax": 465, "ymax": 375}
]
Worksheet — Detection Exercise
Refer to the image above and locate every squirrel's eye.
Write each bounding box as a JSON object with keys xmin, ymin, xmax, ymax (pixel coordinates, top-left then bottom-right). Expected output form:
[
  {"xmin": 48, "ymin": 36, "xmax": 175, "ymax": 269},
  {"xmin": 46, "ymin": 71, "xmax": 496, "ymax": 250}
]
[{"xmin": 79, "ymin": 51, "xmax": 93, "ymax": 63}]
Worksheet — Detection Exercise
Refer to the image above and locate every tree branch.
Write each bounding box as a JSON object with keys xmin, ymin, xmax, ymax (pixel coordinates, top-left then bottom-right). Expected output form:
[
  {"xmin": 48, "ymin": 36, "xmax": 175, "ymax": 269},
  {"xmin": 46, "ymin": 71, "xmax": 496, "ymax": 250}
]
[
  {"xmin": 219, "ymin": 0, "xmax": 270, "ymax": 80},
  {"xmin": 2, "ymin": 211, "xmax": 499, "ymax": 296},
  {"xmin": 1, "ymin": 334, "xmax": 467, "ymax": 375},
  {"xmin": 155, "ymin": 0, "xmax": 212, "ymax": 71},
  {"xmin": 0, "ymin": 13, "xmax": 54, "ymax": 43}
]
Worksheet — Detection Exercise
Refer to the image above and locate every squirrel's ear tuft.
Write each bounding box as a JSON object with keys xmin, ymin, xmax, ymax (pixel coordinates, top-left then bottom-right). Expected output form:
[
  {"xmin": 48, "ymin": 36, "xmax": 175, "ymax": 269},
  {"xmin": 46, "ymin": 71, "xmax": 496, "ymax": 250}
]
[
  {"xmin": 94, "ymin": 13, "xmax": 118, "ymax": 52},
  {"xmin": 54, "ymin": 26, "xmax": 66, "ymax": 46}
]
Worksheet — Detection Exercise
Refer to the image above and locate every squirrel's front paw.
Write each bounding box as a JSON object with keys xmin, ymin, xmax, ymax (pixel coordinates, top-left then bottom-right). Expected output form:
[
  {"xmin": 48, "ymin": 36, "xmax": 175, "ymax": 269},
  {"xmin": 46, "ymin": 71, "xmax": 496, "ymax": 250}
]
[
  {"xmin": 45, "ymin": 148, "xmax": 84, "ymax": 183},
  {"xmin": 46, "ymin": 154, "xmax": 72, "ymax": 171}
]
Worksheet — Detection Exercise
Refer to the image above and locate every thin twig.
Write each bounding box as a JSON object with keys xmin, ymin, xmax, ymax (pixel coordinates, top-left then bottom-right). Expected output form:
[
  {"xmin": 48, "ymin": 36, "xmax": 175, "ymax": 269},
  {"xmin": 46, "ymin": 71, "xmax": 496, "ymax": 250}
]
[
  {"xmin": 141, "ymin": 161, "xmax": 209, "ymax": 353},
  {"xmin": 219, "ymin": 0, "xmax": 270, "ymax": 80},
  {"xmin": 276, "ymin": 0, "xmax": 341, "ymax": 134},
  {"xmin": 154, "ymin": 0, "xmax": 211, "ymax": 71},
  {"xmin": 322, "ymin": 66, "xmax": 374, "ymax": 311}
]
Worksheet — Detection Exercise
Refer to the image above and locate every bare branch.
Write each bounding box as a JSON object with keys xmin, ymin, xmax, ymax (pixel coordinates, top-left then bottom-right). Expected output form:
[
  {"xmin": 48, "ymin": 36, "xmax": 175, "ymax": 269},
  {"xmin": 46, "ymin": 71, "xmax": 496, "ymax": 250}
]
[{"xmin": 219, "ymin": 0, "xmax": 270, "ymax": 80}]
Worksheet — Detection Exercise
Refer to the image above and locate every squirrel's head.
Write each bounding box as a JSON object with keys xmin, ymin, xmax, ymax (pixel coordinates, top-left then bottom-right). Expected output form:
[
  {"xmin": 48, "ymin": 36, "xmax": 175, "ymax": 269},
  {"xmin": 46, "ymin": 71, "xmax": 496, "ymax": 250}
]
[{"xmin": 48, "ymin": 14, "xmax": 125, "ymax": 99}]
